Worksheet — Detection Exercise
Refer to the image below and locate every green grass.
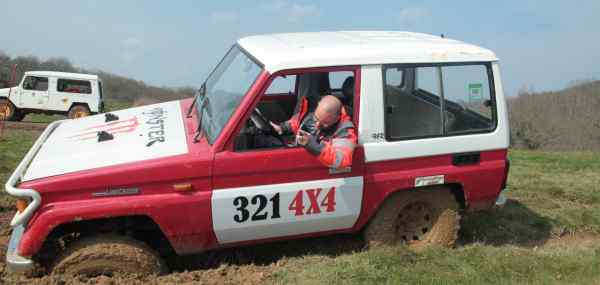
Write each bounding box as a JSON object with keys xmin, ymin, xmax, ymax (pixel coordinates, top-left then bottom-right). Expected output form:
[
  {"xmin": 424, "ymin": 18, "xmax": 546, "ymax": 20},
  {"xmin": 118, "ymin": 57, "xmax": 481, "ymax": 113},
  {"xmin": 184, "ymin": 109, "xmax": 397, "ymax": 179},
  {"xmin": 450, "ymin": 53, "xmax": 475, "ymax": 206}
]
[
  {"xmin": 104, "ymin": 99, "xmax": 132, "ymax": 112},
  {"xmin": 273, "ymin": 245, "xmax": 600, "ymax": 285},
  {"xmin": 507, "ymin": 150, "xmax": 600, "ymax": 233},
  {"xmin": 0, "ymin": 130, "xmax": 38, "ymax": 210}
]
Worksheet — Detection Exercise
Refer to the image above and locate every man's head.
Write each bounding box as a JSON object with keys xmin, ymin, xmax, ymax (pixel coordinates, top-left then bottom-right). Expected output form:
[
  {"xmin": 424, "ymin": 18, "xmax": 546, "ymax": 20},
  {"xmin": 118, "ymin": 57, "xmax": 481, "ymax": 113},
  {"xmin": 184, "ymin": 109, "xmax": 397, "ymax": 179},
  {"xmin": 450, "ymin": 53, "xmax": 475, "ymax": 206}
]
[{"xmin": 314, "ymin": 95, "xmax": 342, "ymax": 131}]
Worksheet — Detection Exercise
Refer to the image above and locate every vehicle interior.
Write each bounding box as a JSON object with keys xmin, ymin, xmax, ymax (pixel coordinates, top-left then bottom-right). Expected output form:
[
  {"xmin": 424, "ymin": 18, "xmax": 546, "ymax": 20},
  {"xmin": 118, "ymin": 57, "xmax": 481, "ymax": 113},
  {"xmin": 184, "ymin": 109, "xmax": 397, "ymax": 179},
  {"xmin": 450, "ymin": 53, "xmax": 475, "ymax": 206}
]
[{"xmin": 234, "ymin": 70, "xmax": 356, "ymax": 151}]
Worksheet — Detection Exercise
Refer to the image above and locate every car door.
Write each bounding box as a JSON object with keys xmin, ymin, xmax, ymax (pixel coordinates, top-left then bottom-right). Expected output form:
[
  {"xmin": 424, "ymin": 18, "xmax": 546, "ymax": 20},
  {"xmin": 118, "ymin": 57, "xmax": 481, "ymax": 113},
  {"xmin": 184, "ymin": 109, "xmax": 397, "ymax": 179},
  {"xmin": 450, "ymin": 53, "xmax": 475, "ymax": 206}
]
[
  {"xmin": 211, "ymin": 146, "xmax": 365, "ymax": 245},
  {"xmin": 210, "ymin": 67, "xmax": 364, "ymax": 245},
  {"xmin": 20, "ymin": 76, "xmax": 49, "ymax": 109}
]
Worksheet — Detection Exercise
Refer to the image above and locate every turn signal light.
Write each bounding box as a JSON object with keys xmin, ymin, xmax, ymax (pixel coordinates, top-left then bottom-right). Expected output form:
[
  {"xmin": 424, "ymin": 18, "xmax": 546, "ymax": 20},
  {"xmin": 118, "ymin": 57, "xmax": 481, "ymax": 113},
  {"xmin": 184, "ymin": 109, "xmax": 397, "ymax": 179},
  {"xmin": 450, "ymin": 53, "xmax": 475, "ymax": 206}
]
[
  {"xmin": 173, "ymin": 183, "xmax": 194, "ymax": 192},
  {"xmin": 16, "ymin": 199, "xmax": 28, "ymax": 213}
]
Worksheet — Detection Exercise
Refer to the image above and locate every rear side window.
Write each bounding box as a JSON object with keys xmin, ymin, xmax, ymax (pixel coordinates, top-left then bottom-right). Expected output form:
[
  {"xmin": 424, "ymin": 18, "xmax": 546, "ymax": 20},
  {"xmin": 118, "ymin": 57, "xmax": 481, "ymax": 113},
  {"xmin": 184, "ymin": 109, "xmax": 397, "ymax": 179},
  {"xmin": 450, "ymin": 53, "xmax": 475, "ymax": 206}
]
[
  {"xmin": 22, "ymin": 76, "xmax": 49, "ymax": 91},
  {"xmin": 57, "ymin": 79, "xmax": 92, "ymax": 94},
  {"xmin": 442, "ymin": 65, "xmax": 493, "ymax": 132},
  {"xmin": 383, "ymin": 63, "xmax": 496, "ymax": 141}
]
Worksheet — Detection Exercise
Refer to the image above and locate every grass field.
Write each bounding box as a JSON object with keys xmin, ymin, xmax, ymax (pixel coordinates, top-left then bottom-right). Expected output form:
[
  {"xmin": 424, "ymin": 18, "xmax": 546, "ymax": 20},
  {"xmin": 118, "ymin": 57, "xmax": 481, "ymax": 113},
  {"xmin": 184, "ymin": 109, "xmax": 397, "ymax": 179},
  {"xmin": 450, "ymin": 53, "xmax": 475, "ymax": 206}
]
[{"xmin": 0, "ymin": 129, "xmax": 599, "ymax": 284}]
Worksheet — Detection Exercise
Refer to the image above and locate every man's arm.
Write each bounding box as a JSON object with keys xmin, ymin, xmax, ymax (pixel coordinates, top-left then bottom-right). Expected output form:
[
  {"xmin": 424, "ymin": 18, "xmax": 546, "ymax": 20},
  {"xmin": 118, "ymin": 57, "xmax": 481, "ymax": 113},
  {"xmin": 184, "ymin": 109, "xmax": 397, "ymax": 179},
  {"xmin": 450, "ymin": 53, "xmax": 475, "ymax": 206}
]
[{"xmin": 299, "ymin": 121, "xmax": 357, "ymax": 169}]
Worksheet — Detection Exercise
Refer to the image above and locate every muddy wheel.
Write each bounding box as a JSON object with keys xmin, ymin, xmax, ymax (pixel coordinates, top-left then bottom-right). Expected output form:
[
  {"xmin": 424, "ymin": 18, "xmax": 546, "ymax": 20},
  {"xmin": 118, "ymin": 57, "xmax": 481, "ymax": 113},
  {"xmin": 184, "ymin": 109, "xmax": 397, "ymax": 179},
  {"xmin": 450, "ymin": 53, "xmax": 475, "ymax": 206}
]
[
  {"xmin": 68, "ymin": 105, "xmax": 90, "ymax": 119},
  {"xmin": 364, "ymin": 187, "xmax": 460, "ymax": 250},
  {"xmin": 52, "ymin": 235, "xmax": 166, "ymax": 277},
  {"xmin": 0, "ymin": 98, "xmax": 16, "ymax": 121}
]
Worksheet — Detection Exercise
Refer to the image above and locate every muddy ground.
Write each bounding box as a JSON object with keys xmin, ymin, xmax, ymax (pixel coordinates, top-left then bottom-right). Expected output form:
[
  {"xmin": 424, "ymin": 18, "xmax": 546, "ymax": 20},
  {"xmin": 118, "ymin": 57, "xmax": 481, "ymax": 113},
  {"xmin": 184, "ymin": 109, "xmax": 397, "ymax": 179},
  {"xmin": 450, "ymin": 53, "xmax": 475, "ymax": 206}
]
[
  {"xmin": 0, "ymin": 209, "xmax": 365, "ymax": 285},
  {"xmin": 2, "ymin": 209, "xmax": 600, "ymax": 284}
]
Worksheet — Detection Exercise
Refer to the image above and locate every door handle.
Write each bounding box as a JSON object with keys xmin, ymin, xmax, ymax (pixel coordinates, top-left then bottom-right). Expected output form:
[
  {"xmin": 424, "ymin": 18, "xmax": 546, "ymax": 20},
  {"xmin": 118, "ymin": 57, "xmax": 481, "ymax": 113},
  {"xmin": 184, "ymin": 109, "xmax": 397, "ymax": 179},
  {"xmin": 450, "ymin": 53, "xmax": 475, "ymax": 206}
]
[{"xmin": 452, "ymin": 152, "xmax": 480, "ymax": 166}]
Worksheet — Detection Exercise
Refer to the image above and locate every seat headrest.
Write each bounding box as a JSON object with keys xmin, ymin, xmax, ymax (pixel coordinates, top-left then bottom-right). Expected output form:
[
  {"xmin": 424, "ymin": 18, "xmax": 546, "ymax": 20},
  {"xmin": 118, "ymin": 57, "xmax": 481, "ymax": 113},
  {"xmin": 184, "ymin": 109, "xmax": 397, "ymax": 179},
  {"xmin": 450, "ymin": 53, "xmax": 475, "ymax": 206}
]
[{"xmin": 342, "ymin": 76, "xmax": 354, "ymax": 99}]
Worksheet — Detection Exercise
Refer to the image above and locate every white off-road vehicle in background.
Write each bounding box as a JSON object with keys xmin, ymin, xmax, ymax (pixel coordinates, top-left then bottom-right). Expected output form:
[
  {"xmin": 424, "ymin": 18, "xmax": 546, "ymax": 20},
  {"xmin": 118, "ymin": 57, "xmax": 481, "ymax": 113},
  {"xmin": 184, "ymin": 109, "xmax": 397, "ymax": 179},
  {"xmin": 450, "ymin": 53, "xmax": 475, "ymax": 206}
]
[{"xmin": 0, "ymin": 71, "xmax": 104, "ymax": 120}]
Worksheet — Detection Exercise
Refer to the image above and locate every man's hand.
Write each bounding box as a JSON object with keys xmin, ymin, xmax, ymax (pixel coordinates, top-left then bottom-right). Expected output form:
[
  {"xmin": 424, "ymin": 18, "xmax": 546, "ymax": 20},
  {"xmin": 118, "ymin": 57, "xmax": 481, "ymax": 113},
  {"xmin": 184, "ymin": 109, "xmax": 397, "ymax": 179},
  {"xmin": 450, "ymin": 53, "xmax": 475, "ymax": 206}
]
[
  {"xmin": 270, "ymin": 121, "xmax": 283, "ymax": 135},
  {"xmin": 296, "ymin": 130, "xmax": 311, "ymax": 146}
]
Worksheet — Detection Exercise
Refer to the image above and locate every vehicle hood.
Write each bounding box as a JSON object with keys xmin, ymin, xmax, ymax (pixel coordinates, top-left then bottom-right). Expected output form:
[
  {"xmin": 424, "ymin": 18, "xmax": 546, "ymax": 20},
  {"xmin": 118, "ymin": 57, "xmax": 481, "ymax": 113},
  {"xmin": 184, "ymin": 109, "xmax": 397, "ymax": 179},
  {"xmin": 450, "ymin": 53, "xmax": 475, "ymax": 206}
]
[{"xmin": 22, "ymin": 101, "xmax": 189, "ymax": 182}]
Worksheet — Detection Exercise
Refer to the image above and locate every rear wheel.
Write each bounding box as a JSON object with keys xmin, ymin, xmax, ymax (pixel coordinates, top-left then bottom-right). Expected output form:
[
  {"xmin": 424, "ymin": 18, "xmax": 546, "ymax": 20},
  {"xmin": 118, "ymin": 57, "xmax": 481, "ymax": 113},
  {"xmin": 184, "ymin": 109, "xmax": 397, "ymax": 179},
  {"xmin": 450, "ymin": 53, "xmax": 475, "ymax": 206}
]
[
  {"xmin": 68, "ymin": 105, "xmax": 90, "ymax": 119},
  {"xmin": 0, "ymin": 98, "xmax": 16, "ymax": 121},
  {"xmin": 364, "ymin": 187, "xmax": 460, "ymax": 250},
  {"xmin": 52, "ymin": 235, "xmax": 166, "ymax": 277}
]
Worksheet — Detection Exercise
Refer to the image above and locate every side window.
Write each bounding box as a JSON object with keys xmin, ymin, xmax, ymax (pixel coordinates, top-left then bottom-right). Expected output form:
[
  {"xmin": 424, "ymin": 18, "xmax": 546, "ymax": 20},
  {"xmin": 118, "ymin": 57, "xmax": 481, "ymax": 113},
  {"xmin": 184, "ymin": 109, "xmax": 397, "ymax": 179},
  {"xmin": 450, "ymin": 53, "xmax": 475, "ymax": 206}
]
[
  {"xmin": 329, "ymin": 71, "xmax": 354, "ymax": 91},
  {"xmin": 383, "ymin": 63, "xmax": 496, "ymax": 141},
  {"xmin": 22, "ymin": 76, "xmax": 48, "ymax": 91},
  {"xmin": 57, "ymin": 79, "xmax": 92, "ymax": 94},
  {"xmin": 385, "ymin": 67, "xmax": 404, "ymax": 87},
  {"xmin": 416, "ymin": 67, "xmax": 441, "ymax": 96},
  {"xmin": 265, "ymin": 75, "xmax": 296, "ymax": 95},
  {"xmin": 384, "ymin": 66, "xmax": 442, "ymax": 139},
  {"xmin": 442, "ymin": 65, "xmax": 493, "ymax": 133},
  {"xmin": 329, "ymin": 71, "xmax": 355, "ymax": 114}
]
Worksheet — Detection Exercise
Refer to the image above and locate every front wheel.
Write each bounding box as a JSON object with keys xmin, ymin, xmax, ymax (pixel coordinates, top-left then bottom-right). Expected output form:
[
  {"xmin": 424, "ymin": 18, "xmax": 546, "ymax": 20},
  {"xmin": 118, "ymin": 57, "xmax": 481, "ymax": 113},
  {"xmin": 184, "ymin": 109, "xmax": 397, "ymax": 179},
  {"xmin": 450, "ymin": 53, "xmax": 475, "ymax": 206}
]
[
  {"xmin": 0, "ymin": 98, "xmax": 17, "ymax": 121},
  {"xmin": 52, "ymin": 235, "xmax": 166, "ymax": 277},
  {"xmin": 68, "ymin": 105, "xmax": 90, "ymax": 119},
  {"xmin": 363, "ymin": 187, "xmax": 460, "ymax": 250}
]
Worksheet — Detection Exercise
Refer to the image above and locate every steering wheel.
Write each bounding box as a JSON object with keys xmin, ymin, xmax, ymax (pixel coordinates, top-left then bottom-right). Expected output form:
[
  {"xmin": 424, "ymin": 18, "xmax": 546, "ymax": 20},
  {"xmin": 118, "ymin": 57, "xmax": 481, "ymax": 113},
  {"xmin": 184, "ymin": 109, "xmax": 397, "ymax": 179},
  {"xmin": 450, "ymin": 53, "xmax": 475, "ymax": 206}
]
[{"xmin": 250, "ymin": 108, "xmax": 286, "ymax": 145}]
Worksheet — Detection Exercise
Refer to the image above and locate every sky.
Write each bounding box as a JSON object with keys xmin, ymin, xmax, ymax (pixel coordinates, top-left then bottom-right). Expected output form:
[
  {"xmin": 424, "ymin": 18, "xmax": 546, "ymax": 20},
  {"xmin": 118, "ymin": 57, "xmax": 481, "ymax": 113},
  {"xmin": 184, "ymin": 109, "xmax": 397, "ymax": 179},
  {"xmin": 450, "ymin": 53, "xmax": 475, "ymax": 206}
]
[{"xmin": 1, "ymin": 0, "xmax": 599, "ymax": 96}]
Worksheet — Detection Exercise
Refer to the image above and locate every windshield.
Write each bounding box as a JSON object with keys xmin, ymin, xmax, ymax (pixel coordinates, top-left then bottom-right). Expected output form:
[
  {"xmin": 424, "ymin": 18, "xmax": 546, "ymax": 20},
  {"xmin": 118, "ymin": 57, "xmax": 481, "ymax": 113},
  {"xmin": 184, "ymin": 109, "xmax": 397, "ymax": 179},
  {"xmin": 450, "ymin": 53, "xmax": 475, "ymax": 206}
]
[{"xmin": 196, "ymin": 45, "xmax": 262, "ymax": 144}]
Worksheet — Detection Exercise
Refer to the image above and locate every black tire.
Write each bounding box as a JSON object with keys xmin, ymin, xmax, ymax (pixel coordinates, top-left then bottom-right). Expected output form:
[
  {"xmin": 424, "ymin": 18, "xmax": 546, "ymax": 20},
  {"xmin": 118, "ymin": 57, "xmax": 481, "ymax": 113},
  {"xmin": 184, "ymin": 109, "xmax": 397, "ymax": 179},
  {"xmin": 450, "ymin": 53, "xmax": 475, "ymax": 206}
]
[
  {"xmin": 14, "ymin": 110, "xmax": 26, "ymax": 121},
  {"xmin": 364, "ymin": 187, "xmax": 460, "ymax": 250},
  {"xmin": 68, "ymin": 105, "xmax": 90, "ymax": 119},
  {"xmin": 0, "ymin": 98, "xmax": 17, "ymax": 121},
  {"xmin": 52, "ymin": 235, "xmax": 167, "ymax": 277}
]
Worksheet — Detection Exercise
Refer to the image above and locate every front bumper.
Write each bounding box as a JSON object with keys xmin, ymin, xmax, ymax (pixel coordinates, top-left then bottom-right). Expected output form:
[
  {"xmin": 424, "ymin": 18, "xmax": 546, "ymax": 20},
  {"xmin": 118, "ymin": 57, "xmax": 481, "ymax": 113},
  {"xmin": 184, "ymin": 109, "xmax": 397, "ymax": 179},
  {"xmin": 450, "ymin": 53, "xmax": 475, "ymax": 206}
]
[{"xmin": 6, "ymin": 224, "xmax": 34, "ymax": 272}]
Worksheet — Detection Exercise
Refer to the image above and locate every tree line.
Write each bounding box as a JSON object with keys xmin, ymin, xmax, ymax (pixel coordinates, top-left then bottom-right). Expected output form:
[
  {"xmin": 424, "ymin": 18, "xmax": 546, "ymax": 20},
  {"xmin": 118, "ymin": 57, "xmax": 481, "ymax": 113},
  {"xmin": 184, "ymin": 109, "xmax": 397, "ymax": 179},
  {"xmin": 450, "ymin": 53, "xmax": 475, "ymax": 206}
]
[{"xmin": 509, "ymin": 80, "xmax": 600, "ymax": 151}]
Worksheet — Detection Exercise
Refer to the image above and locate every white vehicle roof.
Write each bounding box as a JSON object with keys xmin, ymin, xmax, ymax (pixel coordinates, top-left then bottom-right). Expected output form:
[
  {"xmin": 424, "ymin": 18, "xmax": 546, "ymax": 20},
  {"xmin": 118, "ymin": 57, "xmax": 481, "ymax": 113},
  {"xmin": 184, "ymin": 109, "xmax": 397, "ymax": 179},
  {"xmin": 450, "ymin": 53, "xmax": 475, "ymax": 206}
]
[
  {"xmin": 238, "ymin": 31, "xmax": 498, "ymax": 72},
  {"xmin": 24, "ymin": 71, "xmax": 99, "ymax": 81}
]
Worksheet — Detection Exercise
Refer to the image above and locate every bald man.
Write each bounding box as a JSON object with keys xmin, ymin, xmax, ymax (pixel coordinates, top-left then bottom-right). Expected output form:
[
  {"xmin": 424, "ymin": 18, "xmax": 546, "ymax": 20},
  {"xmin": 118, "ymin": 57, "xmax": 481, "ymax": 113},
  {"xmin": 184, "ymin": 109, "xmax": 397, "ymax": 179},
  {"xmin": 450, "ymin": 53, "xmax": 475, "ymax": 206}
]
[{"xmin": 271, "ymin": 95, "xmax": 357, "ymax": 169}]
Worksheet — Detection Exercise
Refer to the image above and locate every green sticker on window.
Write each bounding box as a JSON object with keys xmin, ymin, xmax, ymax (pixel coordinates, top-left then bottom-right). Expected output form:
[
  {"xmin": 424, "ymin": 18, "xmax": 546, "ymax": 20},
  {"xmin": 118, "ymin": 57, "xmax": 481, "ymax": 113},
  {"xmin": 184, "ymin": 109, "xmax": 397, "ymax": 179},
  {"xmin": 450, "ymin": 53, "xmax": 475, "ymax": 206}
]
[{"xmin": 468, "ymin": 83, "xmax": 483, "ymax": 103}]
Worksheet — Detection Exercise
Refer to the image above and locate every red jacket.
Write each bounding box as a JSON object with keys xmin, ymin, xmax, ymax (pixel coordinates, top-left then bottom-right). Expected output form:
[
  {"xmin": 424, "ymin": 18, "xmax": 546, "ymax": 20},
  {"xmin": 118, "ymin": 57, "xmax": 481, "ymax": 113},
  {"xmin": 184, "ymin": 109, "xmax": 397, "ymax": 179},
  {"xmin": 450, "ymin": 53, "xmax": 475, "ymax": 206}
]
[{"xmin": 281, "ymin": 98, "xmax": 357, "ymax": 169}]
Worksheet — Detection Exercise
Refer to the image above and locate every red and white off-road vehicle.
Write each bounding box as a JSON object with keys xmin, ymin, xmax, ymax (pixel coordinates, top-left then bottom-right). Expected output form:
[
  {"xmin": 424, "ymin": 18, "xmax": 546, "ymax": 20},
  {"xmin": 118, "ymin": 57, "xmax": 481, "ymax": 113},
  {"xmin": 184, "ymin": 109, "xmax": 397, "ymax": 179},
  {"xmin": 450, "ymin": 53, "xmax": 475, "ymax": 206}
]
[{"xmin": 5, "ymin": 31, "xmax": 509, "ymax": 276}]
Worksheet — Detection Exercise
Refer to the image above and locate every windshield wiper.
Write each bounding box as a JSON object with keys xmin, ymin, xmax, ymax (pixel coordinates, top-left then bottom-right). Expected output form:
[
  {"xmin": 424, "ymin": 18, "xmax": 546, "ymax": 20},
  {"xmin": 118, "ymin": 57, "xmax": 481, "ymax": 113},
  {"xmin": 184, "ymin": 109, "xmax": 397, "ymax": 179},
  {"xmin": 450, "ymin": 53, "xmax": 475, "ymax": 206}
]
[
  {"xmin": 193, "ymin": 95, "xmax": 209, "ymax": 143},
  {"xmin": 187, "ymin": 83, "xmax": 206, "ymax": 118}
]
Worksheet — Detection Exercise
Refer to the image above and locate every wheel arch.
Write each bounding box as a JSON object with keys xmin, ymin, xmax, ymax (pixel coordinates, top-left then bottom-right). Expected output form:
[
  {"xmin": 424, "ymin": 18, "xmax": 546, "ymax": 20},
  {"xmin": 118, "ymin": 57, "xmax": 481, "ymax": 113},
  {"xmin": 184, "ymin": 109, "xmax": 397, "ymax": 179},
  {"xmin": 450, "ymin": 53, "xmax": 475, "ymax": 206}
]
[
  {"xmin": 68, "ymin": 102, "xmax": 91, "ymax": 112},
  {"xmin": 37, "ymin": 215, "xmax": 176, "ymax": 263}
]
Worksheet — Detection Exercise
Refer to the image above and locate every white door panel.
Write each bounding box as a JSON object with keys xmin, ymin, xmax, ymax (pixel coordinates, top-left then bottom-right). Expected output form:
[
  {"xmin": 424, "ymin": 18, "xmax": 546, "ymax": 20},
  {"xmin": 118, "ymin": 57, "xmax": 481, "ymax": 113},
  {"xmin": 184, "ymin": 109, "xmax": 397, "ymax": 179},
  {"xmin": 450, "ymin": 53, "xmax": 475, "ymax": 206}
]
[
  {"xmin": 211, "ymin": 176, "xmax": 363, "ymax": 244},
  {"xmin": 21, "ymin": 89, "xmax": 48, "ymax": 109}
]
